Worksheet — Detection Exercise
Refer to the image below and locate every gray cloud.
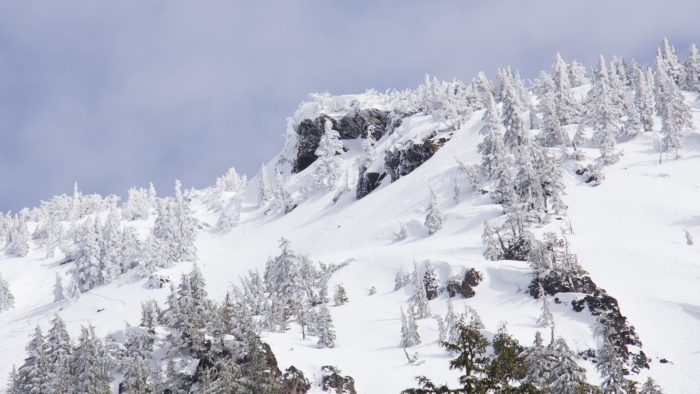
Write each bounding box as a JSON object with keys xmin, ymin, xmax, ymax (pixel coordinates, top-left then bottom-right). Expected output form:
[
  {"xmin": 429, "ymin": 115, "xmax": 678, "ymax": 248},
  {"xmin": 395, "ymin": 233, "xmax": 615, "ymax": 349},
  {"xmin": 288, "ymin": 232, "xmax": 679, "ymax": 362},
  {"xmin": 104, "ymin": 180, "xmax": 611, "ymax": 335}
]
[{"xmin": 0, "ymin": 0, "xmax": 698, "ymax": 210}]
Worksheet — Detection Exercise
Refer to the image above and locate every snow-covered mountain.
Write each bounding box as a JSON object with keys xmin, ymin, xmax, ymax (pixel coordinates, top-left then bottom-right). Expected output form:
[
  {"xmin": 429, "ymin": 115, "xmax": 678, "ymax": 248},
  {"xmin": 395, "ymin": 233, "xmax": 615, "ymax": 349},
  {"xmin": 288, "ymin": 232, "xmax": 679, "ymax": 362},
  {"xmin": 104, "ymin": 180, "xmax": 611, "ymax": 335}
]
[{"xmin": 1, "ymin": 38, "xmax": 700, "ymax": 393}]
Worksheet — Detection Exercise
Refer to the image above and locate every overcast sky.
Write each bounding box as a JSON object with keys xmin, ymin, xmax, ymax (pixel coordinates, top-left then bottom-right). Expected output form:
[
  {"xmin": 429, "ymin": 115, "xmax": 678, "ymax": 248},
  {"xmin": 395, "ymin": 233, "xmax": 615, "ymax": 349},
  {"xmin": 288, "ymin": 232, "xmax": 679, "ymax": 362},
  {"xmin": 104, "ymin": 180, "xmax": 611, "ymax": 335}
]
[{"xmin": 0, "ymin": 0, "xmax": 698, "ymax": 211}]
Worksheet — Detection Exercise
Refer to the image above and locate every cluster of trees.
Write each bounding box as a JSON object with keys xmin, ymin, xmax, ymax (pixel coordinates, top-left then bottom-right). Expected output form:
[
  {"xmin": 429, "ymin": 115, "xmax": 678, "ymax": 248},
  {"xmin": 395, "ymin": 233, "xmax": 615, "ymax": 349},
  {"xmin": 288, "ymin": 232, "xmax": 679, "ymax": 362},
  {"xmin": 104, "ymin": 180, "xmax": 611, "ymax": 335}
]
[
  {"xmin": 8, "ymin": 265, "xmax": 304, "ymax": 393},
  {"xmin": 0, "ymin": 272, "xmax": 14, "ymax": 312},
  {"xmin": 229, "ymin": 238, "xmax": 345, "ymax": 348}
]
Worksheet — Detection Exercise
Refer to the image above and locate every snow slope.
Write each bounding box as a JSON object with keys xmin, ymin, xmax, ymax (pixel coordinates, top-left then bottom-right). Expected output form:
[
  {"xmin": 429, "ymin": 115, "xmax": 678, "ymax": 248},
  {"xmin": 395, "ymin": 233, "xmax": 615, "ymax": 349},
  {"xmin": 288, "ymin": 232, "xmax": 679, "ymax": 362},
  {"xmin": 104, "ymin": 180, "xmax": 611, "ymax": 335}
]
[{"xmin": 1, "ymin": 88, "xmax": 700, "ymax": 393}]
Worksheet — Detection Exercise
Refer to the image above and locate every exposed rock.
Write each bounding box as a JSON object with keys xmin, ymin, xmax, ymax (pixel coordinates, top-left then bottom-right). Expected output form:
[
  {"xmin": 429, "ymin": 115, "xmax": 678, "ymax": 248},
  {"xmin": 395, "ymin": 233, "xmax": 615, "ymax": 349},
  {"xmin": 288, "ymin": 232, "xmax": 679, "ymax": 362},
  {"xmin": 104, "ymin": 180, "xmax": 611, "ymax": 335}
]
[
  {"xmin": 293, "ymin": 110, "xmax": 395, "ymax": 173},
  {"xmin": 447, "ymin": 268, "xmax": 483, "ymax": 298},
  {"xmin": 385, "ymin": 132, "xmax": 450, "ymax": 182},
  {"xmin": 283, "ymin": 366, "xmax": 311, "ymax": 394},
  {"xmin": 355, "ymin": 167, "xmax": 387, "ymax": 199},
  {"xmin": 320, "ymin": 365, "xmax": 357, "ymax": 394}
]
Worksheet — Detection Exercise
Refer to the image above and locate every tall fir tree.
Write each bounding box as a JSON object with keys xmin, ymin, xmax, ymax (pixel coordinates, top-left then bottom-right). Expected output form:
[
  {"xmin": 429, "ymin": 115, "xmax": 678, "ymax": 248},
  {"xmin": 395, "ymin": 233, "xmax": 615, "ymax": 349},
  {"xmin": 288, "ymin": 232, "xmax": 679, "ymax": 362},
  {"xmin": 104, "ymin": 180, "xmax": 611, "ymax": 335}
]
[
  {"xmin": 411, "ymin": 262, "xmax": 432, "ymax": 319},
  {"xmin": 317, "ymin": 304, "xmax": 336, "ymax": 348},
  {"xmin": 314, "ymin": 120, "xmax": 344, "ymax": 191},
  {"xmin": 424, "ymin": 189, "xmax": 443, "ymax": 235},
  {"xmin": 0, "ymin": 273, "xmax": 15, "ymax": 312},
  {"xmin": 684, "ymin": 43, "xmax": 700, "ymax": 91}
]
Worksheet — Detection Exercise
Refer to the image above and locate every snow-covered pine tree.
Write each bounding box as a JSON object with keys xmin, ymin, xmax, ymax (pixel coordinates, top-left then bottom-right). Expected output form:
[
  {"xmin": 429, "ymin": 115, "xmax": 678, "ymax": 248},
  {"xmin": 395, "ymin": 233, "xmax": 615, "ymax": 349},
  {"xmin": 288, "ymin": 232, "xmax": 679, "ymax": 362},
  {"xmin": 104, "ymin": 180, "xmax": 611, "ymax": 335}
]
[
  {"xmin": 478, "ymin": 93, "xmax": 509, "ymax": 177},
  {"xmin": 472, "ymin": 71, "xmax": 495, "ymax": 107},
  {"xmin": 6, "ymin": 216, "xmax": 30, "ymax": 257},
  {"xmin": 46, "ymin": 315, "xmax": 73, "ymax": 393},
  {"xmin": 552, "ymin": 53, "xmax": 582, "ymax": 124},
  {"xmin": 422, "ymin": 264, "xmax": 439, "ymax": 300},
  {"xmin": 152, "ymin": 181, "xmax": 198, "ymax": 265},
  {"xmin": 634, "ymin": 66, "xmax": 656, "ymax": 132},
  {"xmin": 122, "ymin": 187, "xmax": 151, "ymax": 220},
  {"xmin": 597, "ymin": 336, "xmax": 630, "ymax": 393},
  {"xmin": 482, "ymin": 221, "xmax": 501, "ymax": 261},
  {"xmin": 400, "ymin": 307, "xmax": 421, "ymax": 348},
  {"xmin": 569, "ymin": 60, "xmax": 587, "ymax": 87},
  {"xmin": 537, "ymin": 74, "xmax": 570, "ymax": 147},
  {"xmin": 587, "ymin": 55, "xmax": 624, "ymax": 162},
  {"xmin": 6, "ymin": 365, "xmax": 20, "ymax": 394},
  {"xmin": 314, "ymin": 120, "xmax": 344, "ymax": 191},
  {"xmin": 411, "ymin": 262, "xmax": 431, "ymax": 319},
  {"xmin": 534, "ymin": 147, "xmax": 567, "ymax": 216},
  {"xmin": 0, "ymin": 273, "xmax": 14, "ymax": 312},
  {"xmin": 501, "ymin": 78, "xmax": 527, "ymax": 150},
  {"xmin": 684, "ymin": 43, "xmax": 700, "ymax": 92},
  {"xmin": 264, "ymin": 238, "xmax": 304, "ymax": 317},
  {"xmin": 101, "ymin": 208, "xmax": 122, "ymax": 282},
  {"xmin": 658, "ymin": 37, "xmax": 685, "ymax": 86},
  {"xmin": 334, "ymin": 283, "xmax": 349, "ymax": 306},
  {"xmin": 640, "ymin": 377, "xmax": 664, "ymax": 394},
  {"xmin": 70, "ymin": 219, "xmax": 104, "ymax": 293},
  {"xmin": 72, "ymin": 325, "xmax": 111, "ymax": 394},
  {"xmin": 258, "ymin": 164, "xmax": 273, "ymax": 207},
  {"xmin": 548, "ymin": 336, "xmax": 588, "ymax": 393},
  {"xmin": 524, "ymin": 331, "xmax": 551, "ymax": 390},
  {"xmin": 316, "ymin": 303, "xmax": 336, "ymax": 348},
  {"xmin": 424, "ymin": 189, "xmax": 443, "ymax": 235},
  {"xmin": 52, "ymin": 273, "xmax": 65, "ymax": 304},
  {"xmin": 121, "ymin": 356, "xmax": 156, "ymax": 393},
  {"xmin": 536, "ymin": 292, "xmax": 554, "ymax": 328},
  {"xmin": 656, "ymin": 63, "xmax": 692, "ymax": 158},
  {"xmin": 529, "ymin": 103, "xmax": 541, "ymax": 130},
  {"xmin": 18, "ymin": 326, "xmax": 50, "ymax": 394}
]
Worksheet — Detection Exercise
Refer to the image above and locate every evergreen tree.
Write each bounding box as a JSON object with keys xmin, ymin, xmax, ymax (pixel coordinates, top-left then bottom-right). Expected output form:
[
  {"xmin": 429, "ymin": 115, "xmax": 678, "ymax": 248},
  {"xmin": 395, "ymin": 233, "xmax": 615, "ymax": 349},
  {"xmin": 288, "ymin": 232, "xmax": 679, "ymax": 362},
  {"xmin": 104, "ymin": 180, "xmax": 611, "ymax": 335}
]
[
  {"xmin": 46, "ymin": 315, "xmax": 73, "ymax": 393},
  {"xmin": 684, "ymin": 43, "xmax": 700, "ymax": 91},
  {"xmin": 501, "ymin": 78, "xmax": 527, "ymax": 150},
  {"xmin": 72, "ymin": 325, "xmax": 111, "ymax": 394},
  {"xmin": 53, "ymin": 273, "xmax": 65, "ymax": 303},
  {"xmin": 6, "ymin": 216, "xmax": 30, "ymax": 257},
  {"xmin": 537, "ymin": 73, "xmax": 570, "ymax": 147},
  {"xmin": 481, "ymin": 221, "xmax": 501, "ymax": 261},
  {"xmin": 635, "ymin": 66, "xmax": 656, "ymax": 132},
  {"xmin": 258, "ymin": 164, "xmax": 273, "ymax": 206},
  {"xmin": 552, "ymin": 52, "xmax": 582, "ymax": 124},
  {"xmin": 121, "ymin": 356, "xmax": 155, "ymax": 393},
  {"xmin": 548, "ymin": 336, "xmax": 587, "ymax": 394},
  {"xmin": 317, "ymin": 304, "xmax": 336, "ymax": 348},
  {"xmin": 536, "ymin": 293, "xmax": 554, "ymax": 328},
  {"xmin": 656, "ymin": 64, "xmax": 693, "ymax": 158},
  {"xmin": 569, "ymin": 60, "xmax": 587, "ymax": 87},
  {"xmin": 411, "ymin": 262, "xmax": 432, "ymax": 319},
  {"xmin": 445, "ymin": 298, "xmax": 459, "ymax": 344},
  {"xmin": 6, "ymin": 365, "xmax": 20, "ymax": 394},
  {"xmin": 424, "ymin": 189, "xmax": 443, "ymax": 235},
  {"xmin": 0, "ymin": 273, "xmax": 15, "ymax": 312},
  {"xmin": 586, "ymin": 55, "xmax": 624, "ymax": 161},
  {"xmin": 18, "ymin": 325, "xmax": 51, "ymax": 394},
  {"xmin": 442, "ymin": 318, "xmax": 489, "ymax": 393},
  {"xmin": 70, "ymin": 219, "xmax": 104, "ymax": 293},
  {"xmin": 658, "ymin": 37, "xmax": 685, "ymax": 85},
  {"xmin": 524, "ymin": 331, "xmax": 551, "ymax": 389},
  {"xmin": 478, "ymin": 94, "xmax": 509, "ymax": 177},
  {"xmin": 400, "ymin": 307, "xmax": 421, "ymax": 348},
  {"xmin": 640, "ymin": 377, "xmax": 664, "ymax": 394},
  {"xmin": 597, "ymin": 336, "xmax": 630, "ymax": 393},
  {"xmin": 334, "ymin": 283, "xmax": 349, "ymax": 306},
  {"xmin": 314, "ymin": 120, "xmax": 344, "ymax": 190},
  {"xmin": 422, "ymin": 264, "xmax": 439, "ymax": 300},
  {"xmin": 487, "ymin": 323, "xmax": 528, "ymax": 391},
  {"xmin": 152, "ymin": 181, "xmax": 198, "ymax": 264}
]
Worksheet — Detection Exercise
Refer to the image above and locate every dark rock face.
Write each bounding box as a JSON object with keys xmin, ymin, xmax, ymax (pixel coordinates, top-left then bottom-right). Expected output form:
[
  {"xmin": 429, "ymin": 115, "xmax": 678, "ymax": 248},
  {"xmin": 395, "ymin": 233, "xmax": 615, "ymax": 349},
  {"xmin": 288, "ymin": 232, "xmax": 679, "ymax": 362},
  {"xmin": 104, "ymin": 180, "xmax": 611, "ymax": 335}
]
[
  {"xmin": 529, "ymin": 272, "xmax": 649, "ymax": 372},
  {"xmin": 355, "ymin": 168, "xmax": 387, "ymax": 199},
  {"xmin": 447, "ymin": 268, "xmax": 483, "ymax": 299},
  {"xmin": 283, "ymin": 366, "xmax": 311, "ymax": 394},
  {"xmin": 292, "ymin": 109, "xmax": 395, "ymax": 173},
  {"xmin": 320, "ymin": 365, "xmax": 357, "ymax": 394},
  {"xmin": 385, "ymin": 133, "xmax": 450, "ymax": 182}
]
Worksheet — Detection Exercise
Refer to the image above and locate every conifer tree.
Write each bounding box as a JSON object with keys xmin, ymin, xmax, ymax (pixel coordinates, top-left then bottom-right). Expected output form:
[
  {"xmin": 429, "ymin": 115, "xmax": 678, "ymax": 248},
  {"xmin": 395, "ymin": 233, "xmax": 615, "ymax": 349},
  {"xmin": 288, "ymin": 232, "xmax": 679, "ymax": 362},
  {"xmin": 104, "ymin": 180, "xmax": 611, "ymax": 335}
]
[
  {"xmin": 6, "ymin": 216, "xmax": 30, "ymax": 257},
  {"xmin": 656, "ymin": 64, "xmax": 692, "ymax": 158},
  {"xmin": 424, "ymin": 189, "xmax": 443, "ymax": 235},
  {"xmin": 6, "ymin": 365, "xmax": 20, "ymax": 394},
  {"xmin": 501, "ymin": 79, "xmax": 527, "ymax": 150},
  {"xmin": 445, "ymin": 298, "xmax": 459, "ymax": 344},
  {"xmin": 569, "ymin": 60, "xmax": 587, "ymax": 87},
  {"xmin": 548, "ymin": 336, "xmax": 587, "ymax": 394},
  {"xmin": 317, "ymin": 304, "xmax": 336, "ymax": 348},
  {"xmin": 684, "ymin": 43, "xmax": 700, "ymax": 91},
  {"xmin": 488, "ymin": 323, "xmax": 528, "ymax": 390},
  {"xmin": 314, "ymin": 120, "xmax": 344, "ymax": 191},
  {"xmin": 18, "ymin": 326, "xmax": 50, "ymax": 394},
  {"xmin": 481, "ymin": 221, "xmax": 501, "ymax": 261},
  {"xmin": 46, "ymin": 315, "xmax": 73, "ymax": 393},
  {"xmin": 586, "ymin": 55, "xmax": 624, "ymax": 161},
  {"xmin": 258, "ymin": 164, "xmax": 273, "ymax": 207},
  {"xmin": 422, "ymin": 264, "xmax": 439, "ymax": 301},
  {"xmin": 442, "ymin": 318, "xmax": 489, "ymax": 392},
  {"xmin": 524, "ymin": 331, "xmax": 551, "ymax": 389},
  {"xmin": 658, "ymin": 37, "xmax": 685, "ymax": 85},
  {"xmin": 72, "ymin": 325, "xmax": 111, "ymax": 394},
  {"xmin": 552, "ymin": 53, "xmax": 582, "ymax": 124},
  {"xmin": 400, "ymin": 307, "xmax": 421, "ymax": 348},
  {"xmin": 70, "ymin": 219, "xmax": 104, "ymax": 293},
  {"xmin": 411, "ymin": 262, "xmax": 431, "ymax": 319},
  {"xmin": 334, "ymin": 283, "xmax": 349, "ymax": 306},
  {"xmin": 0, "ymin": 273, "xmax": 14, "ymax": 312},
  {"xmin": 635, "ymin": 66, "xmax": 656, "ymax": 132},
  {"xmin": 640, "ymin": 377, "xmax": 664, "ymax": 394},
  {"xmin": 478, "ymin": 94, "xmax": 509, "ymax": 177},
  {"xmin": 121, "ymin": 356, "xmax": 156, "ymax": 393},
  {"xmin": 536, "ymin": 293, "xmax": 554, "ymax": 328},
  {"xmin": 597, "ymin": 336, "xmax": 630, "ymax": 393}
]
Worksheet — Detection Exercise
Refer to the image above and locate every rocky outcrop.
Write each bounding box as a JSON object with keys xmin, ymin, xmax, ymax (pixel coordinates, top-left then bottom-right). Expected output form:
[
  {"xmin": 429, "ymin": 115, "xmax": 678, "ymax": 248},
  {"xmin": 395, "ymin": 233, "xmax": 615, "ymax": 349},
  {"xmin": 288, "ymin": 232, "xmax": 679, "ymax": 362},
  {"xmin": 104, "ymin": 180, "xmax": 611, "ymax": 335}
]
[
  {"xmin": 283, "ymin": 366, "xmax": 311, "ymax": 394},
  {"xmin": 447, "ymin": 268, "xmax": 483, "ymax": 298},
  {"xmin": 529, "ymin": 272, "xmax": 649, "ymax": 372},
  {"xmin": 385, "ymin": 132, "xmax": 451, "ymax": 182},
  {"xmin": 293, "ymin": 110, "xmax": 395, "ymax": 173},
  {"xmin": 355, "ymin": 167, "xmax": 387, "ymax": 199},
  {"xmin": 320, "ymin": 365, "xmax": 356, "ymax": 394}
]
